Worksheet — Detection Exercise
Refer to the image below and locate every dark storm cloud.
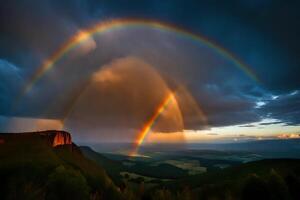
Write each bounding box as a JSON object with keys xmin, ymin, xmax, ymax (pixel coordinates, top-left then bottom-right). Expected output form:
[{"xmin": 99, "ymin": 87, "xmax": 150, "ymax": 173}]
[
  {"xmin": 0, "ymin": 59, "xmax": 24, "ymax": 114},
  {"xmin": 0, "ymin": 0, "xmax": 104, "ymax": 117},
  {"xmin": 9, "ymin": 26, "xmax": 262, "ymax": 130},
  {"xmin": 260, "ymin": 91, "xmax": 300, "ymax": 126},
  {"xmin": 82, "ymin": 0, "xmax": 300, "ymax": 92},
  {"xmin": 259, "ymin": 121, "xmax": 283, "ymax": 126},
  {"xmin": 0, "ymin": 0, "xmax": 94, "ymax": 75},
  {"xmin": 188, "ymin": 83, "xmax": 262, "ymax": 128},
  {"xmin": 239, "ymin": 124, "xmax": 256, "ymax": 128},
  {"xmin": 0, "ymin": 0, "xmax": 299, "ymax": 136}
]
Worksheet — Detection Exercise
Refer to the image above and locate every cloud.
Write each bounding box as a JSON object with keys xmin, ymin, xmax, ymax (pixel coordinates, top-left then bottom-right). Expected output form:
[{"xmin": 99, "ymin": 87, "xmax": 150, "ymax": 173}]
[
  {"xmin": 0, "ymin": 115, "xmax": 62, "ymax": 133},
  {"xmin": 3, "ymin": 24, "xmax": 265, "ymax": 134},
  {"xmin": 64, "ymin": 57, "xmax": 185, "ymax": 141},
  {"xmin": 92, "ymin": 66, "xmax": 121, "ymax": 83},
  {"xmin": 0, "ymin": 59, "xmax": 24, "ymax": 115},
  {"xmin": 191, "ymin": 83, "xmax": 261, "ymax": 127},
  {"xmin": 239, "ymin": 124, "xmax": 256, "ymax": 127},
  {"xmin": 260, "ymin": 91, "xmax": 300, "ymax": 126},
  {"xmin": 70, "ymin": 31, "xmax": 97, "ymax": 57},
  {"xmin": 259, "ymin": 121, "xmax": 283, "ymax": 126},
  {"xmin": 206, "ymin": 133, "xmax": 219, "ymax": 136},
  {"xmin": 1, "ymin": 0, "xmax": 300, "ymax": 144},
  {"xmin": 277, "ymin": 134, "xmax": 300, "ymax": 139}
]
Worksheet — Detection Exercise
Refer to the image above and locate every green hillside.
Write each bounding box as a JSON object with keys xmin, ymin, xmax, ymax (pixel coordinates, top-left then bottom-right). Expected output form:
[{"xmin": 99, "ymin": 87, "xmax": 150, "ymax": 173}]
[
  {"xmin": 0, "ymin": 132, "xmax": 121, "ymax": 200},
  {"xmin": 80, "ymin": 146, "xmax": 124, "ymax": 186}
]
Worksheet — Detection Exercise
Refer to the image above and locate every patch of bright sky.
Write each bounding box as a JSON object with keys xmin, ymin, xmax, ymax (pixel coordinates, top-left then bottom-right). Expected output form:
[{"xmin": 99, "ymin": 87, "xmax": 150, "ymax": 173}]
[
  {"xmin": 183, "ymin": 118, "xmax": 300, "ymax": 143},
  {"xmin": 290, "ymin": 90, "xmax": 298, "ymax": 96},
  {"xmin": 255, "ymin": 101, "xmax": 266, "ymax": 108}
]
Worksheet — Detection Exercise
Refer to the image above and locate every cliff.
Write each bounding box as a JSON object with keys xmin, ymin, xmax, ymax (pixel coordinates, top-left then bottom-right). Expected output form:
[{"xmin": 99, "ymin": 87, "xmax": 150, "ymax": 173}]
[
  {"xmin": 0, "ymin": 130, "xmax": 72, "ymax": 147},
  {"xmin": 38, "ymin": 130, "xmax": 72, "ymax": 147}
]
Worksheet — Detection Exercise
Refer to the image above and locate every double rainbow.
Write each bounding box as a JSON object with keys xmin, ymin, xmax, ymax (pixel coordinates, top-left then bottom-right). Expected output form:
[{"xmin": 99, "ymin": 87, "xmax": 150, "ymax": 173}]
[{"xmin": 20, "ymin": 18, "xmax": 259, "ymax": 155}]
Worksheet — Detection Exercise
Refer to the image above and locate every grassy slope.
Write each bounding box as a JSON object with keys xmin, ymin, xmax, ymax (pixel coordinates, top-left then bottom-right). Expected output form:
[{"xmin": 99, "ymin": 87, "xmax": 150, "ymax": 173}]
[
  {"xmin": 80, "ymin": 146, "xmax": 124, "ymax": 185},
  {"xmin": 0, "ymin": 133, "xmax": 120, "ymax": 199}
]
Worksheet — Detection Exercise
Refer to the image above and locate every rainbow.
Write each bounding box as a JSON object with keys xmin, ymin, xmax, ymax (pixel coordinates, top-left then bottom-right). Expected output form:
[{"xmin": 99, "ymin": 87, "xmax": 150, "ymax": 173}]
[
  {"xmin": 130, "ymin": 92, "xmax": 175, "ymax": 156},
  {"xmin": 23, "ymin": 18, "xmax": 258, "ymax": 94},
  {"xmin": 17, "ymin": 18, "xmax": 259, "ymax": 153}
]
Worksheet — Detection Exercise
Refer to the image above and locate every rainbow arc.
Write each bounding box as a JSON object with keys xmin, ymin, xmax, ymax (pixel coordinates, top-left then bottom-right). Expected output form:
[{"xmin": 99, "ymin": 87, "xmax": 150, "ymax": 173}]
[
  {"xmin": 13, "ymin": 18, "xmax": 260, "ymax": 153},
  {"xmin": 130, "ymin": 92, "xmax": 176, "ymax": 156},
  {"xmin": 22, "ymin": 18, "xmax": 259, "ymax": 95}
]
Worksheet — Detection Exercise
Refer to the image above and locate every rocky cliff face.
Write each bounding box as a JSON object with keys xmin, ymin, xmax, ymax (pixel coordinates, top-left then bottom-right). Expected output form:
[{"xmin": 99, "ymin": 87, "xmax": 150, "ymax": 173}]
[
  {"xmin": 0, "ymin": 130, "xmax": 72, "ymax": 147},
  {"xmin": 52, "ymin": 131, "xmax": 72, "ymax": 147},
  {"xmin": 38, "ymin": 130, "xmax": 72, "ymax": 147}
]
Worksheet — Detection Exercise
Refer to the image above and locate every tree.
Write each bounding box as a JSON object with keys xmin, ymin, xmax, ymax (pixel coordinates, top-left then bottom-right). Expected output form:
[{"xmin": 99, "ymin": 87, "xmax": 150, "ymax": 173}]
[
  {"xmin": 176, "ymin": 187, "xmax": 193, "ymax": 200},
  {"xmin": 285, "ymin": 173, "xmax": 300, "ymax": 200},
  {"xmin": 6, "ymin": 177, "xmax": 44, "ymax": 200},
  {"xmin": 241, "ymin": 174, "xmax": 271, "ymax": 200},
  {"xmin": 46, "ymin": 165, "xmax": 90, "ymax": 200},
  {"xmin": 152, "ymin": 189, "xmax": 173, "ymax": 200},
  {"xmin": 267, "ymin": 169, "xmax": 290, "ymax": 200}
]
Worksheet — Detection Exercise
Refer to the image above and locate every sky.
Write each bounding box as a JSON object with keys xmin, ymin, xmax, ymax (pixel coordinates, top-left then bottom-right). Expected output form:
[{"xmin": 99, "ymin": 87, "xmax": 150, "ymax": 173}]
[{"xmin": 0, "ymin": 0, "xmax": 300, "ymax": 144}]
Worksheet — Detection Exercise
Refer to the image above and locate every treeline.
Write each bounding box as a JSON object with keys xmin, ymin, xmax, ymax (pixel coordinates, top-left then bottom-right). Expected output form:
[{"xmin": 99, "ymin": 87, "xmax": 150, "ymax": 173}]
[
  {"xmin": 119, "ymin": 168, "xmax": 300, "ymax": 200},
  {"xmin": 1, "ymin": 161, "xmax": 300, "ymax": 199}
]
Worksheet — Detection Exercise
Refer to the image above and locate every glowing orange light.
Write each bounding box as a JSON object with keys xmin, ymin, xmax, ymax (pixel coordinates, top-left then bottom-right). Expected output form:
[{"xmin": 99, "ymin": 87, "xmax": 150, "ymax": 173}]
[{"xmin": 130, "ymin": 92, "xmax": 175, "ymax": 156}]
